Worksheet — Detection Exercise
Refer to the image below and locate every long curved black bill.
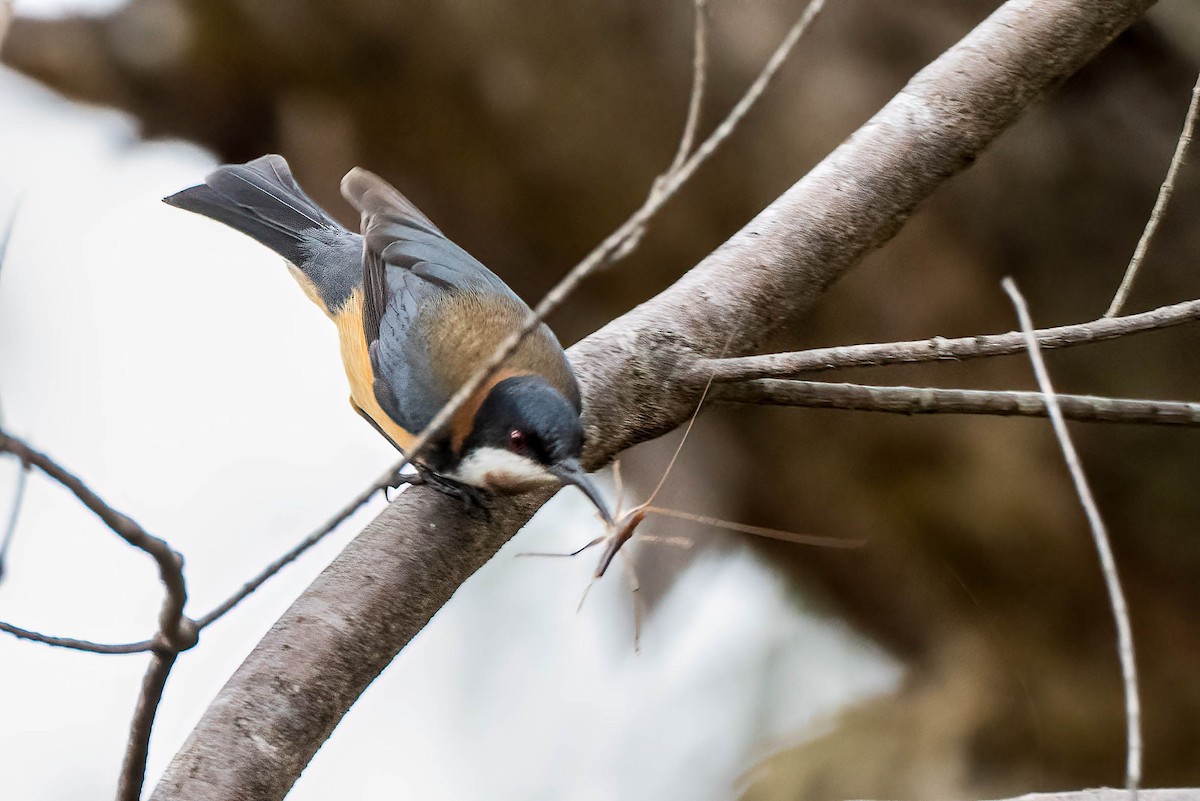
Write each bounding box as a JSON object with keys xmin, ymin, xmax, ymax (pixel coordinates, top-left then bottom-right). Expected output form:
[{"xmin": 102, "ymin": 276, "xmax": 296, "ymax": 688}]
[{"xmin": 549, "ymin": 459, "xmax": 615, "ymax": 526}]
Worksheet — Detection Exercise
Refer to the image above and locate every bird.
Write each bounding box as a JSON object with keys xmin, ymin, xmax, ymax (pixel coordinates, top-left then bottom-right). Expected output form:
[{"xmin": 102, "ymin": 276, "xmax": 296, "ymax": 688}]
[{"xmin": 163, "ymin": 154, "xmax": 613, "ymax": 523}]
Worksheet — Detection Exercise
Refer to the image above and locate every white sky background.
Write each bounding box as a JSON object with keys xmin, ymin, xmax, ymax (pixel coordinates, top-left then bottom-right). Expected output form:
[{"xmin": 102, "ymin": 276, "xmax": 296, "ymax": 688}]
[{"xmin": 0, "ymin": 5, "xmax": 901, "ymax": 799}]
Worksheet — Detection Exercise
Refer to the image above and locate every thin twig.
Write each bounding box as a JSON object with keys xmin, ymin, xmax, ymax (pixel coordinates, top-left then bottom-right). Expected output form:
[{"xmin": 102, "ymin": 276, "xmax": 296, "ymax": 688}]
[
  {"xmin": 0, "ymin": 458, "xmax": 28, "ymax": 583},
  {"xmin": 0, "ymin": 620, "xmax": 153, "ymax": 654},
  {"xmin": 0, "ymin": 202, "xmax": 23, "ymax": 583},
  {"xmin": 0, "ymin": 197, "xmax": 18, "ymax": 273},
  {"xmin": 642, "ymin": 506, "xmax": 863, "ymax": 548},
  {"xmin": 195, "ymin": 479, "xmax": 386, "ymax": 630},
  {"xmin": 694, "ymin": 297, "xmax": 1200, "ymax": 381},
  {"xmin": 1003, "ymin": 277, "xmax": 1141, "ymax": 795},
  {"xmin": 667, "ymin": 0, "xmax": 709, "ymax": 177},
  {"xmin": 118, "ymin": 653, "xmax": 179, "ymax": 801},
  {"xmin": 718, "ymin": 378, "xmax": 1200, "ymax": 427},
  {"xmin": 382, "ymin": 0, "xmax": 826, "ymax": 478},
  {"xmin": 1106, "ymin": 71, "xmax": 1200, "ymax": 317}
]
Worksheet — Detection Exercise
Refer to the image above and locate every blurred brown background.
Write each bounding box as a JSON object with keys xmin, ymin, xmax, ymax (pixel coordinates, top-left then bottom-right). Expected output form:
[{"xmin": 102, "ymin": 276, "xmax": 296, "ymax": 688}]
[{"xmin": 5, "ymin": 1, "xmax": 1200, "ymax": 799}]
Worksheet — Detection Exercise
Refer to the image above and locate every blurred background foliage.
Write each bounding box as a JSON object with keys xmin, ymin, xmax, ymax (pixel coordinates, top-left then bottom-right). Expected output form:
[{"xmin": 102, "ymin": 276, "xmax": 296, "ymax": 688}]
[{"xmin": 5, "ymin": 1, "xmax": 1200, "ymax": 798}]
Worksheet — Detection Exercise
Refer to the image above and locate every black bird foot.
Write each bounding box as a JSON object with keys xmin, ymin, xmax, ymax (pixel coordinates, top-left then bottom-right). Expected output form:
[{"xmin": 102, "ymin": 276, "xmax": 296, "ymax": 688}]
[
  {"xmin": 414, "ymin": 466, "xmax": 494, "ymax": 520},
  {"xmin": 381, "ymin": 466, "xmax": 422, "ymax": 502}
]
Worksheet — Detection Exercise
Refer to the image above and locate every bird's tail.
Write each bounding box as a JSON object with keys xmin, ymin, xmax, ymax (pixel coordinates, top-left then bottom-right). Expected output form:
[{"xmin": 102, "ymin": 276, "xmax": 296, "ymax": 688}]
[{"xmin": 163, "ymin": 154, "xmax": 346, "ymax": 265}]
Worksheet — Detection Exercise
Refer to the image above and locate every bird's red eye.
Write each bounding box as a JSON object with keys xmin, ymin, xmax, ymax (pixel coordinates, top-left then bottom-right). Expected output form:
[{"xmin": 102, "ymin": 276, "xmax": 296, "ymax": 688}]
[{"xmin": 508, "ymin": 429, "xmax": 528, "ymax": 453}]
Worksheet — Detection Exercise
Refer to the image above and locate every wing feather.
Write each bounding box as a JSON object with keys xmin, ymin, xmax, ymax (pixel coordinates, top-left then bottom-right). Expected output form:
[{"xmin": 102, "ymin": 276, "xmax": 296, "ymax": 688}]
[{"xmin": 340, "ymin": 165, "xmax": 579, "ymax": 435}]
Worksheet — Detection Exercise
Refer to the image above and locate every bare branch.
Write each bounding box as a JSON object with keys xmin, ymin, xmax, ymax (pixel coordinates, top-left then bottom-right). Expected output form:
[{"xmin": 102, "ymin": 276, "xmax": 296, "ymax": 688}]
[
  {"xmin": 0, "ymin": 203, "xmax": 23, "ymax": 583},
  {"xmin": 0, "ymin": 430, "xmax": 191, "ymax": 650},
  {"xmin": 0, "ymin": 621, "xmax": 153, "ymax": 654},
  {"xmin": 1106, "ymin": 71, "xmax": 1200, "ymax": 317},
  {"xmin": 696, "ymin": 297, "xmax": 1200, "ymax": 381},
  {"xmin": 666, "ymin": 0, "xmax": 709, "ymax": 177},
  {"xmin": 0, "ymin": 430, "xmax": 194, "ymax": 801},
  {"xmin": 1003, "ymin": 278, "xmax": 1141, "ymax": 794},
  {"xmin": 718, "ymin": 378, "xmax": 1200, "ymax": 427},
  {"xmin": 0, "ymin": 456, "xmax": 27, "ymax": 583},
  {"xmin": 118, "ymin": 654, "xmax": 179, "ymax": 801},
  {"xmin": 383, "ymin": 0, "xmax": 826, "ymax": 478},
  {"xmin": 152, "ymin": 2, "xmax": 1159, "ymax": 798}
]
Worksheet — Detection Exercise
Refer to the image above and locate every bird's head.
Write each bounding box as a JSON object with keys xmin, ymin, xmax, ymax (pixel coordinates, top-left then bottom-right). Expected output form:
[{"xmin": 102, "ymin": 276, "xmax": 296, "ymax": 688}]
[{"xmin": 454, "ymin": 375, "xmax": 613, "ymax": 524}]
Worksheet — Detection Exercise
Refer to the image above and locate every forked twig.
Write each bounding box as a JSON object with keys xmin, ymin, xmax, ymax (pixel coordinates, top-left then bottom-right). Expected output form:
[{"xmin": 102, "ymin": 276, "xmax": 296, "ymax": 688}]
[
  {"xmin": 1003, "ymin": 278, "xmax": 1141, "ymax": 796},
  {"xmin": 1106, "ymin": 71, "xmax": 1200, "ymax": 317},
  {"xmin": 0, "ymin": 430, "xmax": 193, "ymax": 801}
]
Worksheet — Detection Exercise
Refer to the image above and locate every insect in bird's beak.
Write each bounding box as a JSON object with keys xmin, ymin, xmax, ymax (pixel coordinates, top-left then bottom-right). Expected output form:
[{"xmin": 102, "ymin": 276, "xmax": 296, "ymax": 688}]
[{"xmin": 548, "ymin": 458, "xmax": 615, "ymax": 526}]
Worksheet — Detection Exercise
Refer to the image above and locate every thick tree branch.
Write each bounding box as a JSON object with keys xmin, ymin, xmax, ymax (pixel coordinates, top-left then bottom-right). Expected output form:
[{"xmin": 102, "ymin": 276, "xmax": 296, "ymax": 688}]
[
  {"xmin": 717, "ymin": 379, "xmax": 1200, "ymax": 426},
  {"xmin": 151, "ymin": 1, "xmax": 1157, "ymax": 799},
  {"xmin": 696, "ymin": 298, "xmax": 1200, "ymax": 381}
]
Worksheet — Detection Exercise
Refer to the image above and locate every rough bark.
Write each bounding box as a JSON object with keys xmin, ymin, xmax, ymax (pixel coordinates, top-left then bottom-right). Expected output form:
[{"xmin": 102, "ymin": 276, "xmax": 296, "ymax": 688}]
[{"xmin": 151, "ymin": 0, "xmax": 1155, "ymax": 798}]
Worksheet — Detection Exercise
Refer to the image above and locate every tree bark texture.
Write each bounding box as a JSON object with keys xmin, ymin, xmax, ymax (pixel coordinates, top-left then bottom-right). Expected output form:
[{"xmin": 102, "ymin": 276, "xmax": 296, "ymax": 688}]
[{"xmin": 147, "ymin": 0, "xmax": 1157, "ymax": 798}]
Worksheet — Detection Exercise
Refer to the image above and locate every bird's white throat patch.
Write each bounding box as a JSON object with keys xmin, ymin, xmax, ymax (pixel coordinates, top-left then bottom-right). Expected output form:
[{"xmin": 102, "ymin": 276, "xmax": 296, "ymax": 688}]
[{"xmin": 449, "ymin": 447, "xmax": 556, "ymax": 493}]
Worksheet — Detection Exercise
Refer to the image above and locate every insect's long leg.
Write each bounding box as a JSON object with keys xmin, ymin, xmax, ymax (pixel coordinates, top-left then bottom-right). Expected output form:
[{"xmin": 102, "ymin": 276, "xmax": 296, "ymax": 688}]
[
  {"xmin": 643, "ymin": 506, "xmax": 865, "ymax": 549},
  {"xmin": 517, "ymin": 535, "xmax": 608, "ymax": 559},
  {"xmin": 619, "ymin": 550, "xmax": 645, "ymax": 652}
]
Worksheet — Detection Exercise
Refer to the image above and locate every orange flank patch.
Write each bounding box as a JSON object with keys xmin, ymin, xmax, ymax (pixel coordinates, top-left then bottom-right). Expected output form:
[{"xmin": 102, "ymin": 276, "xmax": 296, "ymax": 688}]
[
  {"xmin": 286, "ymin": 265, "xmax": 328, "ymax": 312},
  {"xmin": 331, "ymin": 289, "xmax": 416, "ymax": 452}
]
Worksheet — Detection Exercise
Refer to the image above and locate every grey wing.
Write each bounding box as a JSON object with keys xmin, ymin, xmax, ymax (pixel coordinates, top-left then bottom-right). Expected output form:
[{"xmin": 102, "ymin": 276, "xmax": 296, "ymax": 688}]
[{"xmin": 341, "ymin": 166, "xmax": 520, "ymax": 432}]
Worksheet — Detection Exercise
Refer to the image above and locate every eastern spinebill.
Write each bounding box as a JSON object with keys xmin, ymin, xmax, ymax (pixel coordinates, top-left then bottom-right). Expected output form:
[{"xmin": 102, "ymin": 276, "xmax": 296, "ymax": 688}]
[{"xmin": 165, "ymin": 154, "xmax": 613, "ymax": 522}]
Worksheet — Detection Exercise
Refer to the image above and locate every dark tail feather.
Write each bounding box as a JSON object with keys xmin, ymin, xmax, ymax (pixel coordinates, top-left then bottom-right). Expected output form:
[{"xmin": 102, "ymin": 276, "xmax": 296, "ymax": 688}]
[{"xmin": 163, "ymin": 154, "xmax": 346, "ymax": 265}]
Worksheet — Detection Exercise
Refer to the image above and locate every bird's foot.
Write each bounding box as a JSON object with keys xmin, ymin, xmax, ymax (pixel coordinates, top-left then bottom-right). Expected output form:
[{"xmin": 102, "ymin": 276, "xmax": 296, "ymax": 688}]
[
  {"xmin": 415, "ymin": 467, "xmax": 494, "ymax": 520},
  {"xmin": 380, "ymin": 465, "xmax": 423, "ymax": 502}
]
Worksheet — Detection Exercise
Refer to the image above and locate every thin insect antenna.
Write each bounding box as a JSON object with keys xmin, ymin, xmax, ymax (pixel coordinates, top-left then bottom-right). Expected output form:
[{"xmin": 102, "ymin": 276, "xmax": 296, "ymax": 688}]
[
  {"xmin": 643, "ymin": 506, "xmax": 864, "ymax": 549},
  {"xmin": 577, "ymin": 578, "xmax": 597, "ymax": 613},
  {"xmin": 644, "ymin": 333, "xmax": 736, "ymax": 508},
  {"xmin": 516, "ymin": 535, "xmax": 607, "ymax": 560}
]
